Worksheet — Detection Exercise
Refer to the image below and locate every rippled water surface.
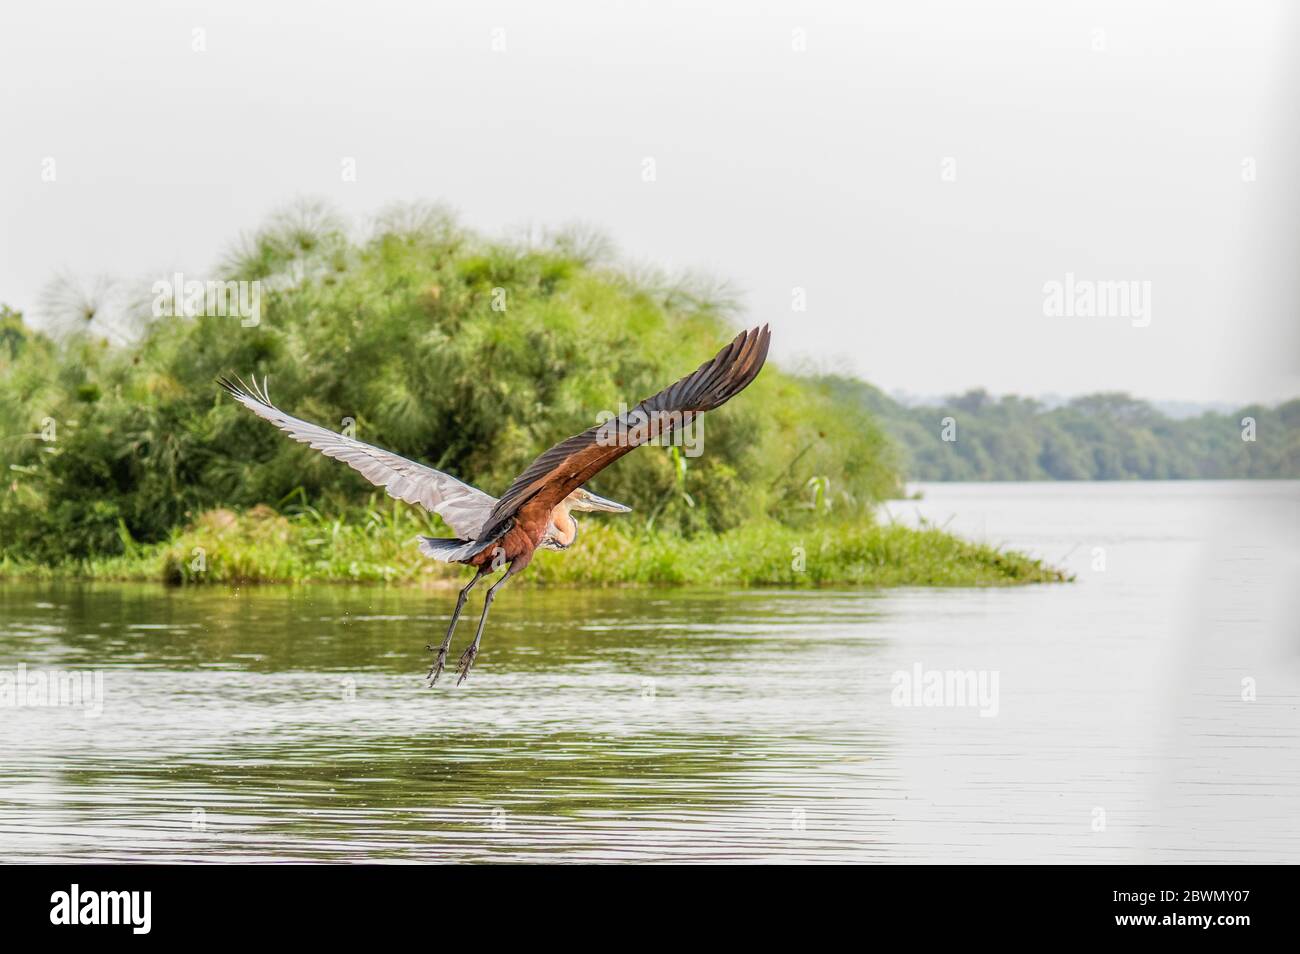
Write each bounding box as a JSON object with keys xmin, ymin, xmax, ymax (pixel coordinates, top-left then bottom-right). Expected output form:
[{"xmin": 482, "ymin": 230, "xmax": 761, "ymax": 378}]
[{"xmin": 2, "ymin": 481, "xmax": 1297, "ymax": 862}]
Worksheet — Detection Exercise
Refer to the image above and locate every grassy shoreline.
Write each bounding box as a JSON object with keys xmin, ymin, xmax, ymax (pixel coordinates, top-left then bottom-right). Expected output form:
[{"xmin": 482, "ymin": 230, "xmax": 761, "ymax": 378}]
[{"xmin": 0, "ymin": 505, "xmax": 1070, "ymax": 588}]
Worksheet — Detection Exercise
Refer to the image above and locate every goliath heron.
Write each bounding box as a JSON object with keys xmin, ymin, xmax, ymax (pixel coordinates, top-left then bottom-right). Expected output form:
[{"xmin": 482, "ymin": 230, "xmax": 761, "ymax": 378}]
[{"xmin": 219, "ymin": 324, "xmax": 770, "ymax": 684}]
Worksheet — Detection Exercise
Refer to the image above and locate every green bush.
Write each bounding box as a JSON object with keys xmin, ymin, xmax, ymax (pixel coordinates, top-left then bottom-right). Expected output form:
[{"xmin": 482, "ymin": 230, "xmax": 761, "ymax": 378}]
[{"xmin": 1, "ymin": 202, "xmax": 901, "ymax": 567}]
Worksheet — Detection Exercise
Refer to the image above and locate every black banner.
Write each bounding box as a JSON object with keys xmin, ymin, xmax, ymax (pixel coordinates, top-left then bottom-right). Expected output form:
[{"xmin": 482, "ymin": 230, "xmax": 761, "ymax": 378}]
[{"xmin": 0, "ymin": 864, "xmax": 1284, "ymax": 940}]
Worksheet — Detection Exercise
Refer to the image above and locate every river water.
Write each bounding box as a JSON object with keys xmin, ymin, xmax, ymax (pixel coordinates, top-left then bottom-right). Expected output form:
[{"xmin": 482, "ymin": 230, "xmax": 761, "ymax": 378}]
[{"xmin": 1, "ymin": 481, "xmax": 1296, "ymax": 862}]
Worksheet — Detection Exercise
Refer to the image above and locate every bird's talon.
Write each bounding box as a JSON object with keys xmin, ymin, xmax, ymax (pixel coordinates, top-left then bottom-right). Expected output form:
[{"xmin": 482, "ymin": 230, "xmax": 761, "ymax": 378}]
[
  {"xmin": 426, "ymin": 650, "xmax": 449, "ymax": 687},
  {"xmin": 456, "ymin": 646, "xmax": 478, "ymax": 685}
]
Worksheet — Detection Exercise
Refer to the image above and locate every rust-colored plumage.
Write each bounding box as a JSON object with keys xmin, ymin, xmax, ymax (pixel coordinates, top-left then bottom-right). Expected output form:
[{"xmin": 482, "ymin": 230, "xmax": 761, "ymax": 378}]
[{"xmin": 220, "ymin": 324, "xmax": 770, "ymax": 685}]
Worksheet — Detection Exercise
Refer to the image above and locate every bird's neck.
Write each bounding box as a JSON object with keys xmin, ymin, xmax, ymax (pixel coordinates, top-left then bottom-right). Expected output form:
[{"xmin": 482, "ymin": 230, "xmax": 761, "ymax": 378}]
[{"xmin": 550, "ymin": 504, "xmax": 578, "ymax": 548}]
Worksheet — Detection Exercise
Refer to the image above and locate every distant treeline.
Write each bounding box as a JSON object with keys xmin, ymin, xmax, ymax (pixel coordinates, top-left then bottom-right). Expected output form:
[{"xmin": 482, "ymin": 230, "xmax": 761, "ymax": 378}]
[{"xmin": 821, "ymin": 377, "xmax": 1299, "ymax": 481}]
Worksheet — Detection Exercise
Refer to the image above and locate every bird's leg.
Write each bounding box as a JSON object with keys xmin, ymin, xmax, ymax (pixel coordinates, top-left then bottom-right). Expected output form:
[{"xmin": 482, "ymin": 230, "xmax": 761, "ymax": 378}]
[
  {"xmin": 427, "ymin": 569, "xmax": 486, "ymax": 686},
  {"xmin": 456, "ymin": 560, "xmax": 524, "ymax": 685}
]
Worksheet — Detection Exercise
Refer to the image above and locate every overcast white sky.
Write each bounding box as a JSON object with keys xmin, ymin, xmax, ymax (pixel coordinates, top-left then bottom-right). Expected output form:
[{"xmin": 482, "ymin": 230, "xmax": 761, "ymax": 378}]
[{"xmin": 2, "ymin": 0, "xmax": 1296, "ymax": 404}]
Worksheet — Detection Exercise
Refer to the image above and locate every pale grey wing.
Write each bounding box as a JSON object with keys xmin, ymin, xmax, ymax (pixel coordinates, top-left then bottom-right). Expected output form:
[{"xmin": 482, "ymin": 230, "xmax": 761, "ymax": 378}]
[{"xmin": 218, "ymin": 376, "xmax": 495, "ymax": 540}]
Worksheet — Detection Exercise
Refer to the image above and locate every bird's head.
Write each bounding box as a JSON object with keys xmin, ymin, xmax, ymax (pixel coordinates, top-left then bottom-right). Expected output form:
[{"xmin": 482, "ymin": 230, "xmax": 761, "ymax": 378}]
[{"xmin": 565, "ymin": 486, "xmax": 632, "ymax": 514}]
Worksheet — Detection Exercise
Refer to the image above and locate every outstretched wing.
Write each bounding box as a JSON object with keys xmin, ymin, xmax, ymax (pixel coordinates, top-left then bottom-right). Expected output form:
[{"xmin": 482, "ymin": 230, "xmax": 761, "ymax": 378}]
[
  {"xmin": 218, "ymin": 376, "xmax": 496, "ymax": 540},
  {"xmin": 477, "ymin": 324, "xmax": 771, "ymax": 547}
]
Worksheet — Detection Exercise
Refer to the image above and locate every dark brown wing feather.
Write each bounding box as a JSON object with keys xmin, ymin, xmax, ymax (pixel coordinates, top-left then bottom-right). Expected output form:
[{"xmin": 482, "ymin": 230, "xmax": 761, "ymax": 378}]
[{"xmin": 474, "ymin": 324, "xmax": 771, "ymax": 550}]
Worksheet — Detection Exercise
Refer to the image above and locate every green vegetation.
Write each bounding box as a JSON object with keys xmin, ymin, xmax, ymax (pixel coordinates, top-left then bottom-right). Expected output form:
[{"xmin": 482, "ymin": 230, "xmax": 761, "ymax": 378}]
[
  {"xmin": 0, "ymin": 201, "xmax": 1071, "ymax": 587},
  {"xmin": 0, "ymin": 498, "xmax": 1066, "ymax": 587},
  {"xmin": 0, "ymin": 199, "xmax": 1063, "ymax": 587},
  {"xmin": 8, "ymin": 199, "xmax": 1286, "ymax": 587},
  {"xmin": 824, "ymin": 377, "xmax": 1300, "ymax": 481}
]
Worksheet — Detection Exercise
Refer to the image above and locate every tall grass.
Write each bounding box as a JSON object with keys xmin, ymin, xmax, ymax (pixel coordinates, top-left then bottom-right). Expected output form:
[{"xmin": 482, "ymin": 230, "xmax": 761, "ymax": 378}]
[{"xmin": 0, "ymin": 500, "xmax": 1068, "ymax": 588}]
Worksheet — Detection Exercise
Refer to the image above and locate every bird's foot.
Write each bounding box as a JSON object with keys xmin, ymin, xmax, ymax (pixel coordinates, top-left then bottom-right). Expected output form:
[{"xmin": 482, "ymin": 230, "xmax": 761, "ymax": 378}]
[
  {"xmin": 425, "ymin": 643, "xmax": 449, "ymax": 687},
  {"xmin": 455, "ymin": 644, "xmax": 478, "ymax": 686}
]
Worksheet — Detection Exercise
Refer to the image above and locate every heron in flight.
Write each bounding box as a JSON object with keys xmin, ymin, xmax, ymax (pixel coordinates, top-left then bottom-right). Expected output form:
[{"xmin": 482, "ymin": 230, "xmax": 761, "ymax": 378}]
[{"xmin": 219, "ymin": 324, "xmax": 770, "ymax": 685}]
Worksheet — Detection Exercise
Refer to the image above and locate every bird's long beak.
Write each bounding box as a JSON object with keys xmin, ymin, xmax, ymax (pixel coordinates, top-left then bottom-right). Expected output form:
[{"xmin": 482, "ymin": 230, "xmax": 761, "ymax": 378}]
[{"xmin": 582, "ymin": 491, "xmax": 632, "ymax": 513}]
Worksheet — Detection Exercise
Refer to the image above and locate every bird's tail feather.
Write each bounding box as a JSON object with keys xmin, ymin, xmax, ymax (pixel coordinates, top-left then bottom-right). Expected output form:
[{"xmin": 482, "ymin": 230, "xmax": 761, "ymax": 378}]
[
  {"xmin": 418, "ymin": 535, "xmax": 502, "ymax": 563},
  {"xmin": 418, "ymin": 536, "xmax": 477, "ymax": 563}
]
